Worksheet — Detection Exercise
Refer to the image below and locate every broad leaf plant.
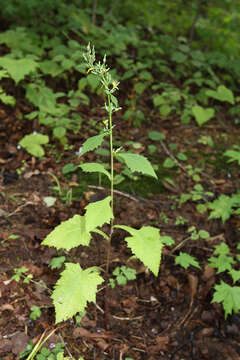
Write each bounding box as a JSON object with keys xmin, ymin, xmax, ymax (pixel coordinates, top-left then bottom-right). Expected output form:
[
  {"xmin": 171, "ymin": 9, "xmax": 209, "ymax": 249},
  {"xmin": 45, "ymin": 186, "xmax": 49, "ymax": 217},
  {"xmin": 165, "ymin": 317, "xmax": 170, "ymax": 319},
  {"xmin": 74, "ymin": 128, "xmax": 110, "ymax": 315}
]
[{"xmin": 42, "ymin": 44, "xmax": 163, "ymax": 324}]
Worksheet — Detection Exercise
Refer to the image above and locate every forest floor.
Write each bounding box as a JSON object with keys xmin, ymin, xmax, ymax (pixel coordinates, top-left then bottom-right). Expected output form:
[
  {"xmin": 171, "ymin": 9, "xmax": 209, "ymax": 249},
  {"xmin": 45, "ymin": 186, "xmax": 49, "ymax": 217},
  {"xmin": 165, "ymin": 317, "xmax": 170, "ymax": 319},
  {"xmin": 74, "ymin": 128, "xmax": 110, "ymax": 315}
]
[{"xmin": 0, "ymin": 100, "xmax": 240, "ymax": 360}]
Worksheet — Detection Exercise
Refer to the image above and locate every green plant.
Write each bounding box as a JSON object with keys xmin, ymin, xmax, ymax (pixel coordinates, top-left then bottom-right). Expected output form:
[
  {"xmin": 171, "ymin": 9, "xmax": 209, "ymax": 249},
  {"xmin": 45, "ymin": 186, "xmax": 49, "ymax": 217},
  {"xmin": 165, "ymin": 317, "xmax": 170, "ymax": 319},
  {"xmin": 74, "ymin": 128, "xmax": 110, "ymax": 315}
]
[
  {"xmin": 30, "ymin": 305, "xmax": 42, "ymax": 320},
  {"xmin": 43, "ymin": 196, "xmax": 57, "ymax": 207},
  {"xmin": 12, "ymin": 267, "xmax": 48, "ymax": 293},
  {"xmin": 0, "ymin": 69, "xmax": 16, "ymax": 105},
  {"xmin": 192, "ymin": 105, "xmax": 215, "ymax": 127},
  {"xmin": 21, "ymin": 335, "xmax": 83, "ymax": 360},
  {"xmin": 20, "ymin": 329, "xmax": 60, "ymax": 360},
  {"xmin": 36, "ymin": 342, "xmax": 65, "ymax": 360},
  {"xmin": 41, "ymin": 44, "xmax": 162, "ymax": 324},
  {"xmin": 171, "ymin": 225, "xmax": 210, "ymax": 271},
  {"xmin": 212, "ymin": 282, "xmax": 240, "ymax": 319},
  {"xmin": 178, "ymin": 183, "xmax": 214, "ymax": 209},
  {"xmin": 191, "ymin": 84, "xmax": 235, "ymax": 127},
  {"xmin": 109, "ymin": 266, "xmax": 136, "ymax": 288},
  {"xmin": 0, "ymin": 56, "xmax": 39, "ymax": 84},
  {"xmin": 175, "ymin": 216, "xmax": 188, "ymax": 226},
  {"xmin": 198, "ymin": 135, "xmax": 214, "ymax": 147},
  {"xmin": 48, "ymin": 173, "xmax": 73, "ymax": 206},
  {"xmin": 207, "ymin": 192, "xmax": 240, "ymax": 223},
  {"xmin": 206, "ymin": 85, "xmax": 235, "ymax": 104},
  {"xmin": 49, "ymin": 256, "xmax": 66, "ymax": 270},
  {"xmin": 224, "ymin": 145, "xmax": 240, "ymax": 166},
  {"xmin": 16, "ymin": 160, "xmax": 27, "ymax": 176},
  {"xmin": 209, "ymin": 242, "xmax": 240, "ymax": 318},
  {"xmin": 20, "ymin": 340, "xmax": 34, "ymax": 359},
  {"xmin": 172, "ymin": 225, "xmax": 208, "ymax": 254},
  {"xmin": 175, "ymin": 252, "xmax": 200, "ymax": 270},
  {"xmin": 19, "ymin": 133, "xmax": 49, "ymax": 158},
  {"xmin": 11, "ymin": 267, "xmax": 33, "ymax": 283},
  {"xmin": 25, "ymin": 82, "xmax": 83, "ymax": 145},
  {"xmin": 185, "ymin": 165, "xmax": 203, "ymax": 182},
  {"xmin": 152, "ymin": 84, "xmax": 182, "ymax": 118}
]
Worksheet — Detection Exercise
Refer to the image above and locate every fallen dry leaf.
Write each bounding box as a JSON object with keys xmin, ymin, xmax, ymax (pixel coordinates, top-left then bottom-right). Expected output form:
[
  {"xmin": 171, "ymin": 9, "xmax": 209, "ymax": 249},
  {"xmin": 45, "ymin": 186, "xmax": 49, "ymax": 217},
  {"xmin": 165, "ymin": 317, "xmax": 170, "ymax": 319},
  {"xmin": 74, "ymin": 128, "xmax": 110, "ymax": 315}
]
[
  {"xmin": 96, "ymin": 339, "xmax": 109, "ymax": 351},
  {"xmin": 73, "ymin": 327, "xmax": 110, "ymax": 340},
  {"xmin": 0, "ymin": 339, "xmax": 12, "ymax": 353},
  {"xmin": 202, "ymin": 265, "xmax": 215, "ymax": 280},
  {"xmin": 187, "ymin": 273, "xmax": 198, "ymax": 303},
  {"xmin": 11, "ymin": 332, "xmax": 30, "ymax": 355},
  {"xmin": 149, "ymin": 335, "xmax": 169, "ymax": 353},
  {"xmin": 24, "ymin": 170, "xmax": 40, "ymax": 179},
  {"xmin": 0, "ymin": 303, "xmax": 14, "ymax": 311},
  {"xmin": 80, "ymin": 315, "xmax": 96, "ymax": 328}
]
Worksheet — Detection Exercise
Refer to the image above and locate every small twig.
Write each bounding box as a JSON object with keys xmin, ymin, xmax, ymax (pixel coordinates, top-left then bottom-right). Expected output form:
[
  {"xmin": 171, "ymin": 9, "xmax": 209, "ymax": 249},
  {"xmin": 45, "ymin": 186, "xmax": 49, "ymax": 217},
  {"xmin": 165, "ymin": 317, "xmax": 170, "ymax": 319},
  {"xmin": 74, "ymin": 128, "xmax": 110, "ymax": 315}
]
[
  {"xmin": 170, "ymin": 236, "xmax": 191, "ymax": 254},
  {"xmin": 132, "ymin": 347, "xmax": 146, "ymax": 353},
  {"xmin": 88, "ymin": 185, "xmax": 147, "ymax": 203},
  {"xmin": 3, "ymin": 331, "xmax": 20, "ymax": 339},
  {"xmin": 112, "ymin": 315, "xmax": 143, "ymax": 321},
  {"xmin": 58, "ymin": 333, "xmax": 73, "ymax": 358},
  {"xmin": 6, "ymin": 201, "xmax": 35, "ymax": 217},
  {"xmin": 95, "ymin": 302, "xmax": 104, "ymax": 314},
  {"xmin": 160, "ymin": 141, "xmax": 188, "ymax": 173},
  {"xmin": 161, "ymin": 140, "xmax": 216, "ymax": 181}
]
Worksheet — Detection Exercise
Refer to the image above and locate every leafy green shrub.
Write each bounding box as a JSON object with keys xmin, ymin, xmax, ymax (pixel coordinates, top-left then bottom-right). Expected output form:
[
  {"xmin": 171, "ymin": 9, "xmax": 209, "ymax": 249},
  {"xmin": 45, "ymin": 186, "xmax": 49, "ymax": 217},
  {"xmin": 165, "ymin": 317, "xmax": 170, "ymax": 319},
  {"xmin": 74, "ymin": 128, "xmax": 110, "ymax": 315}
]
[
  {"xmin": 207, "ymin": 193, "xmax": 240, "ymax": 223},
  {"xmin": 209, "ymin": 242, "xmax": 240, "ymax": 318}
]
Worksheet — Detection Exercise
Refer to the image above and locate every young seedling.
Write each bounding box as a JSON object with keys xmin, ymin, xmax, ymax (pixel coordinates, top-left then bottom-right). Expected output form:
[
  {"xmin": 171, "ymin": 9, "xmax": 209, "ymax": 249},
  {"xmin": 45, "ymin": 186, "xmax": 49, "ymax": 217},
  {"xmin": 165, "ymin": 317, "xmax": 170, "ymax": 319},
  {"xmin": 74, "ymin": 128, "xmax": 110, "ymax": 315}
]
[{"xmin": 42, "ymin": 44, "xmax": 163, "ymax": 324}]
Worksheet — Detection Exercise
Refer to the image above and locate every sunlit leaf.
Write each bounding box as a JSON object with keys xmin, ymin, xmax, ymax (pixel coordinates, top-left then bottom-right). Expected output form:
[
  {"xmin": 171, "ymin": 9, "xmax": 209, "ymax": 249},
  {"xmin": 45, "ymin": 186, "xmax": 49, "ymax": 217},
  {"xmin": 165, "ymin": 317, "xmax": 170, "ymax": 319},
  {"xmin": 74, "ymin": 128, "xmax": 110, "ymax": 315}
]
[
  {"xmin": 118, "ymin": 153, "xmax": 157, "ymax": 179},
  {"xmin": 115, "ymin": 225, "xmax": 162, "ymax": 276},
  {"xmin": 79, "ymin": 163, "xmax": 111, "ymax": 180},
  {"xmin": 42, "ymin": 214, "xmax": 91, "ymax": 250},
  {"xmin": 80, "ymin": 133, "xmax": 106, "ymax": 156},
  {"xmin": 85, "ymin": 196, "xmax": 113, "ymax": 232},
  {"xmin": 42, "ymin": 197, "xmax": 113, "ymax": 251},
  {"xmin": 52, "ymin": 263, "xmax": 104, "ymax": 323}
]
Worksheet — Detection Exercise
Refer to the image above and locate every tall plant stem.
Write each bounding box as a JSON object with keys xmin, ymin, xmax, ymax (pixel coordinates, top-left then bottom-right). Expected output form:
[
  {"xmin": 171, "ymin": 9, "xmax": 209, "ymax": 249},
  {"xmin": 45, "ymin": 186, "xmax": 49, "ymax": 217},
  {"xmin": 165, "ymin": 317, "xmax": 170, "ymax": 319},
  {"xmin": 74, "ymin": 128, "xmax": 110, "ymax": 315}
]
[{"xmin": 106, "ymin": 94, "xmax": 114, "ymax": 274}]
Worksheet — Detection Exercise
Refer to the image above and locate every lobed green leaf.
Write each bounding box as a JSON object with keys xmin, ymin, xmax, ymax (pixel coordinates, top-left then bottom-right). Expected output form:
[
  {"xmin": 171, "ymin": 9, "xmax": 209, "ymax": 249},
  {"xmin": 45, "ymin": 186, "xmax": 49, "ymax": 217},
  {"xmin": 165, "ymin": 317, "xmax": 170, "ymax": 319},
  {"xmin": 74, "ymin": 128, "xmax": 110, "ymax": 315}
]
[
  {"xmin": 212, "ymin": 281, "xmax": 240, "ymax": 318},
  {"xmin": 42, "ymin": 197, "xmax": 113, "ymax": 251},
  {"xmin": 175, "ymin": 252, "xmax": 200, "ymax": 269},
  {"xmin": 0, "ymin": 57, "xmax": 39, "ymax": 84},
  {"xmin": 115, "ymin": 225, "xmax": 162, "ymax": 276},
  {"xmin": 51, "ymin": 263, "xmax": 104, "ymax": 323}
]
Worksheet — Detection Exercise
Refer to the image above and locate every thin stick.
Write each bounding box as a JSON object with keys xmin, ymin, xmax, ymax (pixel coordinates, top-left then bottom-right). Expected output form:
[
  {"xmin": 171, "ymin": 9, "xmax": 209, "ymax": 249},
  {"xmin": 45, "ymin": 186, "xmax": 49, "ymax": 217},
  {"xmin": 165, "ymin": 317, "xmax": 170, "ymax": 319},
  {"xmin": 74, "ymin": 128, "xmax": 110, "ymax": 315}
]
[
  {"xmin": 161, "ymin": 140, "xmax": 215, "ymax": 181},
  {"xmin": 88, "ymin": 185, "xmax": 145, "ymax": 203},
  {"xmin": 160, "ymin": 141, "xmax": 187, "ymax": 173}
]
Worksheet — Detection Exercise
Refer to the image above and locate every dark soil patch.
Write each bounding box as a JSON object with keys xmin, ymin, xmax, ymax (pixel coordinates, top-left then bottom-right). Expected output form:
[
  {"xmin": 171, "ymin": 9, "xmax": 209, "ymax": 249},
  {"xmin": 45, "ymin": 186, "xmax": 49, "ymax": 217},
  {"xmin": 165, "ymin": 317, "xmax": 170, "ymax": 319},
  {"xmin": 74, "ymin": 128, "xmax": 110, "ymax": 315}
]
[{"xmin": 0, "ymin": 105, "xmax": 240, "ymax": 360}]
